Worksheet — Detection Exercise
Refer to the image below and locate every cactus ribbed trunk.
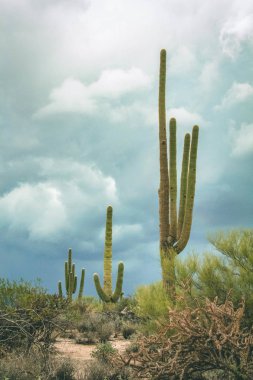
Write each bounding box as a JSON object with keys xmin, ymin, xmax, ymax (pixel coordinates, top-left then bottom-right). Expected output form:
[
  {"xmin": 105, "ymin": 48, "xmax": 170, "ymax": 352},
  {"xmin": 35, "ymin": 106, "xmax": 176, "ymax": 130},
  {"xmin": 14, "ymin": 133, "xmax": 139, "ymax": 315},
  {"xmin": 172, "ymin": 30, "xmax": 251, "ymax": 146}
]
[
  {"xmin": 158, "ymin": 49, "xmax": 199, "ymax": 301},
  {"xmin": 93, "ymin": 206, "xmax": 124, "ymax": 303},
  {"xmin": 158, "ymin": 49, "xmax": 170, "ymax": 246},
  {"xmin": 104, "ymin": 206, "xmax": 113, "ymax": 297}
]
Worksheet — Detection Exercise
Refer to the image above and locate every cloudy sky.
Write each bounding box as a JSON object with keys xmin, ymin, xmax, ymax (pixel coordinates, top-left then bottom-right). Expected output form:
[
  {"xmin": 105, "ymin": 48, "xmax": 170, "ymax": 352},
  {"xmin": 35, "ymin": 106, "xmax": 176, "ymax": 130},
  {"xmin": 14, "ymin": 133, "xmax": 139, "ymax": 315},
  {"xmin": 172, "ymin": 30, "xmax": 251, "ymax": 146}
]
[{"xmin": 0, "ymin": 0, "xmax": 252, "ymax": 296}]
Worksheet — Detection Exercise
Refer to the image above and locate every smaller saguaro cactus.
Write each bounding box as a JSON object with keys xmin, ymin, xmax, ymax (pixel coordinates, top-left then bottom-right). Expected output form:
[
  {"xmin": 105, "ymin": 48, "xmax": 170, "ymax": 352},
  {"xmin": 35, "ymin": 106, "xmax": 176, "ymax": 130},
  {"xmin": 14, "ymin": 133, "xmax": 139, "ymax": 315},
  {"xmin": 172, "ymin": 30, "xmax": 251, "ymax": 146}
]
[
  {"xmin": 58, "ymin": 248, "xmax": 85, "ymax": 301},
  {"xmin": 93, "ymin": 206, "xmax": 124, "ymax": 303}
]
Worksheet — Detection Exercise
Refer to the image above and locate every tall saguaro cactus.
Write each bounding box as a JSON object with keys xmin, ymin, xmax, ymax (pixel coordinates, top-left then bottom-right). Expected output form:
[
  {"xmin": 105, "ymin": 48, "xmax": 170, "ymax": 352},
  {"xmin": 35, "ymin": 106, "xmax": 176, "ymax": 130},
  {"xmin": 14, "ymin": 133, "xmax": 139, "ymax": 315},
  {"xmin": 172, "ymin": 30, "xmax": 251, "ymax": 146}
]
[
  {"xmin": 93, "ymin": 206, "xmax": 124, "ymax": 303},
  {"xmin": 158, "ymin": 49, "xmax": 199, "ymax": 300},
  {"xmin": 58, "ymin": 248, "xmax": 85, "ymax": 301}
]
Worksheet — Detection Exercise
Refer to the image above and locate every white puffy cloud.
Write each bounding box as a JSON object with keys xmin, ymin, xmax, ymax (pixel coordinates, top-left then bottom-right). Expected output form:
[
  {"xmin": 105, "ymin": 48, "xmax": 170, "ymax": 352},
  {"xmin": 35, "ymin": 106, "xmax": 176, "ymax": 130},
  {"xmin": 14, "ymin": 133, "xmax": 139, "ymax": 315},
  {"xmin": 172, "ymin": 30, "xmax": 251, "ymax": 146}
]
[
  {"xmin": 108, "ymin": 104, "xmax": 207, "ymax": 130},
  {"xmin": 198, "ymin": 60, "xmax": 220, "ymax": 92},
  {"xmin": 38, "ymin": 158, "xmax": 118, "ymax": 209},
  {"xmin": 34, "ymin": 78, "xmax": 97, "ymax": 117},
  {"xmin": 167, "ymin": 107, "xmax": 207, "ymax": 132},
  {"xmin": 220, "ymin": 13, "xmax": 253, "ymax": 58},
  {"xmin": 0, "ymin": 159, "xmax": 118, "ymax": 241},
  {"xmin": 0, "ymin": 0, "xmax": 236, "ymax": 93},
  {"xmin": 89, "ymin": 68, "xmax": 151, "ymax": 99},
  {"xmin": 34, "ymin": 68, "xmax": 151, "ymax": 118},
  {"xmin": 106, "ymin": 102, "xmax": 157, "ymax": 126},
  {"xmin": 168, "ymin": 46, "xmax": 197, "ymax": 75},
  {"xmin": 230, "ymin": 123, "xmax": 253, "ymax": 156},
  {"xmin": 113, "ymin": 223, "xmax": 143, "ymax": 241},
  {"xmin": 215, "ymin": 82, "xmax": 253, "ymax": 109},
  {"xmin": 0, "ymin": 183, "xmax": 67, "ymax": 240},
  {"xmin": 98, "ymin": 222, "xmax": 142, "ymax": 243}
]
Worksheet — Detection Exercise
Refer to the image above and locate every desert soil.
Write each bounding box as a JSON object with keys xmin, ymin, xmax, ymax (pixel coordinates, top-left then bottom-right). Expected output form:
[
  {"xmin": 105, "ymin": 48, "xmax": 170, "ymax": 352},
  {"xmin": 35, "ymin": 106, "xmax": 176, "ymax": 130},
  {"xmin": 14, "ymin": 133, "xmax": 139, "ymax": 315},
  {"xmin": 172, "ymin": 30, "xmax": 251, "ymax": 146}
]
[{"xmin": 55, "ymin": 337, "xmax": 130, "ymax": 363}]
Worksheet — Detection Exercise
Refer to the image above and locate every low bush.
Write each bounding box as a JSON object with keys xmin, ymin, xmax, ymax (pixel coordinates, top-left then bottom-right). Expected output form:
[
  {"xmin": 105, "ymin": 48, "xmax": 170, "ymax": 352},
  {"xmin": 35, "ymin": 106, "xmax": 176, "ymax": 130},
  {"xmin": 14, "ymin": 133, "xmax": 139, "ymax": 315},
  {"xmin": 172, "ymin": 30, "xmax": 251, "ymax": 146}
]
[
  {"xmin": 83, "ymin": 360, "xmax": 133, "ymax": 380},
  {"xmin": 0, "ymin": 350, "xmax": 75, "ymax": 380},
  {"xmin": 0, "ymin": 278, "xmax": 46, "ymax": 309},
  {"xmin": 0, "ymin": 293, "xmax": 67, "ymax": 354},
  {"xmin": 114, "ymin": 297, "xmax": 253, "ymax": 379},
  {"xmin": 69, "ymin": 296, "xmax": 102, "ymax": 315},
  {"xmin": 122, "ymin": 323, "xmax": 136, "ymax": 339},
  {"xmin": 113, "ymin": 296, "xmax": 137, "ymax": 313},
  {"xmin": 91, "ymin": 342, "xmax": 117, "ymax": 363},
  {"xmin": 125, "ymin": 342, "xmax": 140, "ymax": 354},
  {"xmin": 175, "ymin": 229, "xmax": 253, "ymax": 327},
  {"xmin": 52, "ymin": 358, "xmax": 76, "ymax": 380},
  {"xmin": 76, "ymin": 312, "xmax": 115, "ymax": 343}
]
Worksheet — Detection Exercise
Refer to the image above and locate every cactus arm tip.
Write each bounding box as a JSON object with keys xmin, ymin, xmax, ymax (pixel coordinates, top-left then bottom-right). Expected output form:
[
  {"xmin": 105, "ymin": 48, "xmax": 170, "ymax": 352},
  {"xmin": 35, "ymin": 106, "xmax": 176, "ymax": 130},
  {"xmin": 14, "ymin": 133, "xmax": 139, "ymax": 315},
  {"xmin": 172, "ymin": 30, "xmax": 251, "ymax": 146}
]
[{"xmin": 160, "ymin": 48, "xmax": 166, "ymax": 57}]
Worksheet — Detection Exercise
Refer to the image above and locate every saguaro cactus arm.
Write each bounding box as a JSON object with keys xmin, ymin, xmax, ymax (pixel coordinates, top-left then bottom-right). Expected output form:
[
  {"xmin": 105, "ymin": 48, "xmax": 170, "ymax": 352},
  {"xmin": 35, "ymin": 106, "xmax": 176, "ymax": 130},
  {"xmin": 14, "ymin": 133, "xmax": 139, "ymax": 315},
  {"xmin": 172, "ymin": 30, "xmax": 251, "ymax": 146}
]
[
  {"xmin": 111, "ymin": 262, "xmax": 124, "ymax": 303},
  {"xmin": 65, "ymin": 261, "xmax": 68, "ymax": 290},
  {"xmin": 73, "ymin": 275, "xmax": 77, "ymax": 293},
  {"xmin": 175, "ymin": 125, "xmax": 199, "ymax": 253},
  {"xmin": 93, "ymin": 273, "xmax": 111, "ymax": 302},
  {"xmin": 177, "ymin": 133, "xmax": 190, "ymax": 239},
  {"xmin": 78, "ymin": 268, "xmax": 85, "ymax": 299},
  {"xmin": 169, "ymin": 118, "xmax": 177, "ymax": 243}
]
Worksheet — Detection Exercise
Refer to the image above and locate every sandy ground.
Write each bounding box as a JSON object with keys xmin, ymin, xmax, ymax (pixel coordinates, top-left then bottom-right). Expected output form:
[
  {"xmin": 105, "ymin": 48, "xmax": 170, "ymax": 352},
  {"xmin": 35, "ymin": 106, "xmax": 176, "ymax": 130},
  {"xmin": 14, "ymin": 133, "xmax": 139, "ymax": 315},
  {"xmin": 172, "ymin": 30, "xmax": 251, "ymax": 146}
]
[{"xmin": 55, "ymin": 337, "xmax": 130, "ymax": 363}]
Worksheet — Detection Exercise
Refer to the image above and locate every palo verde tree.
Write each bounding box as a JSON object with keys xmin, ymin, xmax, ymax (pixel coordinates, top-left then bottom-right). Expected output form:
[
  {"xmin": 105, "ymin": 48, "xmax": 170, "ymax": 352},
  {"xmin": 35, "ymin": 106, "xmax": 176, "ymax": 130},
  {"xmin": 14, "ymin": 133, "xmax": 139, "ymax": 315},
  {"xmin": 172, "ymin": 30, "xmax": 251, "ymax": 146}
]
[
  {"xmin": 58, "ymin": 248, "xmax": 85, "ymax": 301},
  {"xmin": 158, "ymin": 49, "xmax": 199, "ymax": 300},
  {"xmin": 93, "ymin": 206, "xmax": 124, "ymax": 303}
]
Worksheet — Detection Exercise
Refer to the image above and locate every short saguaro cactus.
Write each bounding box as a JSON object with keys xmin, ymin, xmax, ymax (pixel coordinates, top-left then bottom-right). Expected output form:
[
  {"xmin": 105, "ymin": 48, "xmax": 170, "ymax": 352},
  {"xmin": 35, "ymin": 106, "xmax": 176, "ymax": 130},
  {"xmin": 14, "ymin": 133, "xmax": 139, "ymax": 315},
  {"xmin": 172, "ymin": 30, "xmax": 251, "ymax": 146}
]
[
  {"xmin": 93, "ymin": 206, "xmax": 124, "ymax": 303},
  {"xmin": 58, "ymin": 248, "xmax": 85, "ymax": 301}
]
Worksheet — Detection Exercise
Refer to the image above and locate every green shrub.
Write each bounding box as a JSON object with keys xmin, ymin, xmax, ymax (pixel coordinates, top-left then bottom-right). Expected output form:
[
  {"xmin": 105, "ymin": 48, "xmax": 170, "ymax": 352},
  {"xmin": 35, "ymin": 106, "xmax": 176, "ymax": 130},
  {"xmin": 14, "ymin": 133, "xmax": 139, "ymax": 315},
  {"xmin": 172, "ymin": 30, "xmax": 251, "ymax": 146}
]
[
  {"xmin": 70, "ymin": 296, "xmax": 102, "ymax": 314},
  {"xmin": 91, "ymin": 342, "xmax": 117, "ymax": 363},
  {"xmin": 76, "ymin": 312, "xmax": 115, "ymax": 343},
  {"xmin": 122, "ymin": 323, "xmax": 136, "ymax": 339},
  {"xmin": 134, "ymin": 281, "xmax": 170, "ymax": 318},
  {"xmin": 175, "ymin": 229, "xmax": 253, "ymax": 326},
  {"xmin": 113, "ymin": 296, "xmax": 137, "ymax": 313},
  {"xmin": 133, "ymin": 281, "xmax": 171, "ymax": 334},
  {"xmin": 59, "ymin": 297, "xmax": 103, "ymax": 332},
  {"xmin": 0, "ymin": 278, "xmax": 46, "ymax": 310}
]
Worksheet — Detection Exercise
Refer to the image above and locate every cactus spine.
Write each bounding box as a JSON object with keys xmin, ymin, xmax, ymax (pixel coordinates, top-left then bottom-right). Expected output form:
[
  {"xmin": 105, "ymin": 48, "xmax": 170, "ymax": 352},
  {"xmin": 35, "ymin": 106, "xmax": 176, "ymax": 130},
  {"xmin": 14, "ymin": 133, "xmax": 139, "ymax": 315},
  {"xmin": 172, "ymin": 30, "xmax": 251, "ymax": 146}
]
[
  {"xmin": 58, "ymin": 248, "xmax": 85, "ymax": 301},
  {"xmin": 158, "ymin": 49, "xmax": 199, "ymax": 300},
  {"xmin": 93, "ymin": 206, "xmax": 124, "ymax": 303}
]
